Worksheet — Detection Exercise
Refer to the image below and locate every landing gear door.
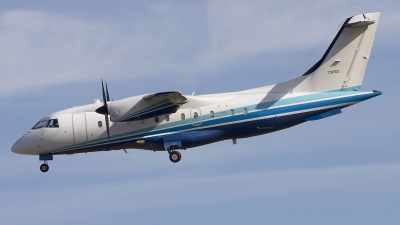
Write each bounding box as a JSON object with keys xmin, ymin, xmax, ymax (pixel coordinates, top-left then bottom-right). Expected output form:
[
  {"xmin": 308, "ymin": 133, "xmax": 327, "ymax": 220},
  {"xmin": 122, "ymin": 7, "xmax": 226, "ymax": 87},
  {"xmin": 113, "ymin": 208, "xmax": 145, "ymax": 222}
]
[
  {"xmin": 73, "ymin": 114, "xmax": 88, "ymax": 144},
  {"xmin": 190, "ymin": 108, "xmax": 202, "ymax": 126}
]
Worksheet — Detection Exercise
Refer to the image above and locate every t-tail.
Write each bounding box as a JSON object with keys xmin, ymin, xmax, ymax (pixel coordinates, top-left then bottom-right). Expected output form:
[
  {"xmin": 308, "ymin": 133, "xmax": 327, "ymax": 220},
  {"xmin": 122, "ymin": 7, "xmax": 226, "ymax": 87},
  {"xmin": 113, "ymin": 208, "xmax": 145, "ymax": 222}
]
[
  {"xmin": 303, "ymin": 12, "xmax": 380, "ymax": 92},
  {"xmin": 273, "ymin": 12, "xmax": 381, "ymax": 94}
]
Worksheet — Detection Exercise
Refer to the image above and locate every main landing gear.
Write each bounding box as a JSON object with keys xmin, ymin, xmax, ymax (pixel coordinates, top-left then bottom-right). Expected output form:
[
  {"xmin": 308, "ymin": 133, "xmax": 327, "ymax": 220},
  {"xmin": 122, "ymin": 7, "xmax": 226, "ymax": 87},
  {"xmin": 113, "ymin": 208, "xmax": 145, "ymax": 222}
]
[
  {"xmin": 169, "ymin": 151, "xmax": 181, "ymax": 163},
  {"xmin": 167, "ymin": 146, "xmax": 182, "ymax": 163},
  {"xmin": 40, "ymin": 161, "xmax": 49, "ymax": 172}
]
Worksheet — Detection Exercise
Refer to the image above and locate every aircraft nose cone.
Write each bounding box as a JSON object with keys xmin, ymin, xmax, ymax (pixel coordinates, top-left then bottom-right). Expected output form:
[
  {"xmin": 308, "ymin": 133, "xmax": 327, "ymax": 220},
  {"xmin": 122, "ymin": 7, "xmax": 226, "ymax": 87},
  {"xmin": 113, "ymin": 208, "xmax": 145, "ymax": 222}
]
[
  {"xmin": 11, "ymin": 140, "xmax": 20, "ymax": 154},
  {"xmin": 11, "ymin": 138, "xmax": 25, "ymax": 154}
]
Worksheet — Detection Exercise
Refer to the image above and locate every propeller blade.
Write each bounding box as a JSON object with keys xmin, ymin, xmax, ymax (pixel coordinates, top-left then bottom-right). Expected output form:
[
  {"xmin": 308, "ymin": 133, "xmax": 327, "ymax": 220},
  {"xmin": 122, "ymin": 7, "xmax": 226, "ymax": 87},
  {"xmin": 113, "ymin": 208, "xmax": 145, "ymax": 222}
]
[
  {"xmin": 104, "ymin": 114, "xmax": 110, "ymax": 140},
  {"xmin": 101, "ymin": 79, "xmax": 107, "ymax": 106},
  {"xmin": 106, "ymin": 82, "xmax": 110, "ymax": 102},
  {"xmin": 97, "ymin": 79, "xmax": 110, "ymax": 139},
  {"xmin": 96, "ymin": 79, "xmax": 109, "ymax": 115}
]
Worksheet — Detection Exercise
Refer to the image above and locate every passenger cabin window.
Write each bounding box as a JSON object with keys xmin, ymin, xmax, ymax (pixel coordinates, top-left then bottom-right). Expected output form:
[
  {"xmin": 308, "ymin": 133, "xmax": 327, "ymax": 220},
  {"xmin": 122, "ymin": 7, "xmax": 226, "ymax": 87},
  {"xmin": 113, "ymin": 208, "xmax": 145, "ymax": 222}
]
[
  {"xmin": 210, "ymin": 111, "xmax": 214, "ymax": 118},
  {"xmin": 155, "ymin": 116, "xmax": 159, "ymax": 123},
  {"xmin": 230, "ymin": 109, "xmax": 234, "ymax": 116},
  {"xmin": 165, "ymin": 115, "xmax": 170, "ymax": 122},
  {"xmin": 98, "ymin": 121, "xmax": 103, "ymax": 128},
  {"xmin": 181, "ymin": 113, "xmax": 185, "ymax": 120},
  {"xmin": 243, "ymin": 108, "xmax": 248, "ymax": 115},
  {"xmin": 47, "ymin": 119, "xmax": 59, "ymax": 128}
]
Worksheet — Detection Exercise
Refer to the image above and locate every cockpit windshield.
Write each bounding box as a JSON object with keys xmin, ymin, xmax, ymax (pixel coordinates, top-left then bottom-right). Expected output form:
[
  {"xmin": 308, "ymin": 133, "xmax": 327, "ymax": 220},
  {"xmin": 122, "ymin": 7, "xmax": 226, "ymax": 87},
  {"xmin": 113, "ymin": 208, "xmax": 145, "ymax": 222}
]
[
  {"xmin": 32, "ymin": 120, "xmax": 48, "ymax": 129},
  {"xmin": 32, "ymin": 119, "xmax": 59, "ymax": 129}
]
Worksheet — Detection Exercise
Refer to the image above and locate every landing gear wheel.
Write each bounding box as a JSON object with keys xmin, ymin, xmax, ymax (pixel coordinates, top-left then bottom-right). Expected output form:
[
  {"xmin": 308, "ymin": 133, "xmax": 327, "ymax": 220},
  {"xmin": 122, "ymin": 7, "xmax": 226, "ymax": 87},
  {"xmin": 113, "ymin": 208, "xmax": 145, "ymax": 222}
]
[
  {"xmin": 169, "ymin": 151, "xmax": 181, "ymax": 163},
  {"xmin": 40, "ymin": 163, "xmax": 49, "ymax": 172}
]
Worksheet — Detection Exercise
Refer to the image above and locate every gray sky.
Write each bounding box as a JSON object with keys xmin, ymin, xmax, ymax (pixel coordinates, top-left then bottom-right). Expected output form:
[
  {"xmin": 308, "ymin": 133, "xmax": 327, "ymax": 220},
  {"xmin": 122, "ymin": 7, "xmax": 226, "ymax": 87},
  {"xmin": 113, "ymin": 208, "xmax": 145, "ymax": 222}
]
[{"xmin": 1, "ymin": 1, "xmax": 399, "ymax": 224}]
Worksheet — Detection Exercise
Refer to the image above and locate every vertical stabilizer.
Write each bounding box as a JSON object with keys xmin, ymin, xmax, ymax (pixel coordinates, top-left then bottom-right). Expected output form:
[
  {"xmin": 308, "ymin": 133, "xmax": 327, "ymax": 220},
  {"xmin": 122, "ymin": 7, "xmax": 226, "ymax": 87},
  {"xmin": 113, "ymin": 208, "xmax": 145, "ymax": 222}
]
[{"xmin": 303, "ymin": 12, "xmax": 380, "ymax": 92}]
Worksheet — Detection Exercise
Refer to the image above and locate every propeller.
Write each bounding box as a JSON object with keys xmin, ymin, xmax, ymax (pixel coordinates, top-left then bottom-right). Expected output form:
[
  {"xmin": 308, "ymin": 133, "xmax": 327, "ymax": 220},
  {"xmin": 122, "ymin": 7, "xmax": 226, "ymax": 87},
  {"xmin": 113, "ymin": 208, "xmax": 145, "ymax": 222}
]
[
  {"xmin": 95, "ymin": 80, "xmax": 111, "ymax": 139},
  {"xmin": 106, "ymin": 82, "xmax": 110, "ymax": 102}
]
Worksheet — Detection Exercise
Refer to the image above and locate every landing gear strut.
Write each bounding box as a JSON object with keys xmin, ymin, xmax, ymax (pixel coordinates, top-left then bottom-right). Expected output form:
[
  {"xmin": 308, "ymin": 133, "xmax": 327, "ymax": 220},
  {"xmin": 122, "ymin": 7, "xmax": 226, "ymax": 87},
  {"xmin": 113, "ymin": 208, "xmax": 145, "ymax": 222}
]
[{"xmin": 40, "ymin": 161, "xmax": 49, "ymax": 172}]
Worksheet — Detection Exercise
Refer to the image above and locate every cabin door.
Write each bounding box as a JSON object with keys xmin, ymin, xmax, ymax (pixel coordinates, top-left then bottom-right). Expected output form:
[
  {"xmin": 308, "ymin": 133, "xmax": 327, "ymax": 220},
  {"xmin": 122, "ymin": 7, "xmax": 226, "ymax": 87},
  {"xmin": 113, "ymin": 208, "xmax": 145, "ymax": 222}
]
[
  {"xmin": 85, "ymin": 113, "xmax": 105, "ymax": 141},
  {"xmin": 72, "ymin": 114, "xmax": 88, "ymax": 144}
]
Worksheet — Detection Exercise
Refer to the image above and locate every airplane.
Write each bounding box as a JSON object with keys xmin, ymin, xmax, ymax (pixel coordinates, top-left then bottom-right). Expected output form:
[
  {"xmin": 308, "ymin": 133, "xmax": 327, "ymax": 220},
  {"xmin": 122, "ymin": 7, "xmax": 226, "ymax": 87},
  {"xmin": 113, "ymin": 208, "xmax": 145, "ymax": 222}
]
[{"xmin": 12, "ymin": 12, "xmax": 382, "ymax": 172}]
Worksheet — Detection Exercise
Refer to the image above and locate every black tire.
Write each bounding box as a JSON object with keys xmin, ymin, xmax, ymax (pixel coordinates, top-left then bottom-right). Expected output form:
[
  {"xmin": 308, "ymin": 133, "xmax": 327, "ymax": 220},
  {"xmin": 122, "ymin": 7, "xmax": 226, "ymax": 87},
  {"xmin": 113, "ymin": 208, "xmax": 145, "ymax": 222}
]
[
  {"xmin": 169, "ymin": 151, "xmax": 181, "ymax": 163},
  {"xmin": 40, "ymin": 163, "xmax": 49, "ymax": 172}
]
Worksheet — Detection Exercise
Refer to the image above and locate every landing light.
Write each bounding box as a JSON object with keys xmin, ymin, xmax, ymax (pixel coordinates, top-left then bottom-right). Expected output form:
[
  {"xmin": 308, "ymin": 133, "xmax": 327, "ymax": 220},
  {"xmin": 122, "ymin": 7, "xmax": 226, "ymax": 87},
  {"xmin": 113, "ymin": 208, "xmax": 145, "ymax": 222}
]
[{"xmin": 136, "ymin": 140, "xmax": 146, "ymax": 144}]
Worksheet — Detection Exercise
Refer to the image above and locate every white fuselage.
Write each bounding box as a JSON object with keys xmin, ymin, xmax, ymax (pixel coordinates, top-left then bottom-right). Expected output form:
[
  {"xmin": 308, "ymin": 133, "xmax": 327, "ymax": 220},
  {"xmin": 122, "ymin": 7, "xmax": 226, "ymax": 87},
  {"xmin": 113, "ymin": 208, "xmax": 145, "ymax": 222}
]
[{"xmin": 11, "ymin": 88, "xmax": 380, "ymax": 156}]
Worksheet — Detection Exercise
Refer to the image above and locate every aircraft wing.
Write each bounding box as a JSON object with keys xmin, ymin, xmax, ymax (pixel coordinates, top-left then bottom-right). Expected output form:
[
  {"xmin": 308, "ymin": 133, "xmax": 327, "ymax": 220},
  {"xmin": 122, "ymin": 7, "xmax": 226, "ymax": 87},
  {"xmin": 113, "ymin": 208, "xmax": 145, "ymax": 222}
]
[
  {"xmin": 109, "ymin": 91, "xmax": 188, "ymax": 122},
  {"xmin": 143, "ymin": 91, "xmax": 188, "ymax": 104}
]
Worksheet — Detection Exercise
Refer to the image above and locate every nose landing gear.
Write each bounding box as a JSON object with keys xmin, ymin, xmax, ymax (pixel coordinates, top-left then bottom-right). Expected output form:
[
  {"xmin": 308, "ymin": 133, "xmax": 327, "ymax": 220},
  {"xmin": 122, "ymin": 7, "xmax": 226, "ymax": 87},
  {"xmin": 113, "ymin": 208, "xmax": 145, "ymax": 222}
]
[
  {"xmin": 40, "ymin": 162, "xmax": 49, "ymax": 172},
  {"xmin": 39, "ymin": 154, "xmax": 53, "ymax": 173}
]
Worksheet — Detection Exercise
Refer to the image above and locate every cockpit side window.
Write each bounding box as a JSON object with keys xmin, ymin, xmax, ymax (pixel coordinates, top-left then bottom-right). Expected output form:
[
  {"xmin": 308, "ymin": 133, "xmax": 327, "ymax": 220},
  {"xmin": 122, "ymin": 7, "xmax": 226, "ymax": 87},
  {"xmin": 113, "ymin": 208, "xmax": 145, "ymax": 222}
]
[
  {"xmin": 32, "ymin": 120, "xmax": 49, "ymax": 129},
  {"xmin": 47, "ymin": 119, "xmax": 59, "ymax": 128}
]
